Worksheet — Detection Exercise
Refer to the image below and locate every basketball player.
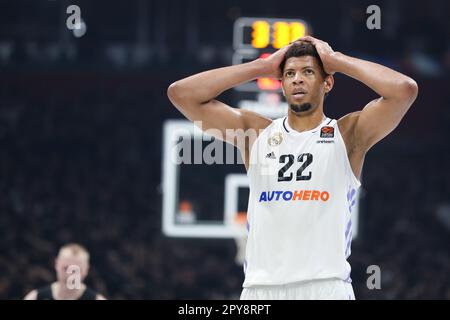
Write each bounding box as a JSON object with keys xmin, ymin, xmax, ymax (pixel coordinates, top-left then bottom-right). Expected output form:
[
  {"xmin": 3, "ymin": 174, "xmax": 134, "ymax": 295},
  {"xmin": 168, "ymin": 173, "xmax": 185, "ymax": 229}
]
[
  {"xmin": 24, "ymin": 243, "xmax": 106, "ymax": 300},
  {"xmin": 167, "ymin": 36, "xmax": 418, "ymax": 299}
]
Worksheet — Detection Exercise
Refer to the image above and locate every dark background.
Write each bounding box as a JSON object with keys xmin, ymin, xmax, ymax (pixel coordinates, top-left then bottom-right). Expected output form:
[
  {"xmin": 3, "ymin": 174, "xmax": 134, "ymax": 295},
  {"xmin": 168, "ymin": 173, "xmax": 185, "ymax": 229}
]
[{"xmin": 0, "ymin": 0, "xmax": 449, "ymax": 299}]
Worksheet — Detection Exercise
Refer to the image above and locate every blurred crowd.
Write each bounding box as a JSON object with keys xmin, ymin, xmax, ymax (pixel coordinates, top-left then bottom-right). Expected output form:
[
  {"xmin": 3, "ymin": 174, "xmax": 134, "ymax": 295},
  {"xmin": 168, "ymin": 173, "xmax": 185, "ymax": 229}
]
[
  {"xmin": 0, "ymin": 73, "xmax": 449, "ymax": 299},
  {"xmin": 0, "ymin": 82, "xmax": 245, "ymax": 299},
  {"xmin": 1, "ymin": 0, "xmax": 450, "ymax": 77},
  {"xmin": 0, "ymin": 0, "xmax": 449, "ymax": 300}
]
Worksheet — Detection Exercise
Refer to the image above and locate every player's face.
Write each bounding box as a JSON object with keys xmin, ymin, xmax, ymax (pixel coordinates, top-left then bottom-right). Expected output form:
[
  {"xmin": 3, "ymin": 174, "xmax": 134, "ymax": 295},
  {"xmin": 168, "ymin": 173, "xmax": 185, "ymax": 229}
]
[
  {"xmin": 55, "ymin": 253, "xmax": 89, "ymax": 284},
  {"xmin": 281, "ymin": 56, "xmax": 332, "ymax": 114}
]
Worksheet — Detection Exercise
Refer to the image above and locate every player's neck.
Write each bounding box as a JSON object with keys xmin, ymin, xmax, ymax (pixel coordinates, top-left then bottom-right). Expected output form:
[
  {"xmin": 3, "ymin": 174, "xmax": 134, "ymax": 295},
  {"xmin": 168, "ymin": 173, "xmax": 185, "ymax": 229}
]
[
  {"xmin": 287, "ymin": 109, "xmax": 326, "ymax": 133},
  {"xmin": 53, "ymin": 281, "xmax": 86, "ymax": 300}
]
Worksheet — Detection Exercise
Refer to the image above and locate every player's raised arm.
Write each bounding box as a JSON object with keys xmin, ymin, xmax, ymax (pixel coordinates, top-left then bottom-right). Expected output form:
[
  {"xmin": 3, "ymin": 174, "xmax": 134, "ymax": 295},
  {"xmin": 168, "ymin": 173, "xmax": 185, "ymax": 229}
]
[
  {"xmin": 300, "ymin": 36, "xmax": 418, "ymax": 152},
  {"xmin": 167, "ymin": 45, "xmax": 291, "ymax": 145}
]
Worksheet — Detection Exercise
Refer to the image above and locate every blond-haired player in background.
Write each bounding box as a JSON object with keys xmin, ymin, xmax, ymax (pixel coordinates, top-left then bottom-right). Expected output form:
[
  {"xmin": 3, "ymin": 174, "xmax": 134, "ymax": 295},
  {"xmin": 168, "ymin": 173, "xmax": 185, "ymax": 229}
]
[
  {"xmin": 168, "ymin": 36, "xmax": 418, "ymax": 299},
  {"xmin": 24, "ymin": 243, "xmax": 106, "ymax": 300}
]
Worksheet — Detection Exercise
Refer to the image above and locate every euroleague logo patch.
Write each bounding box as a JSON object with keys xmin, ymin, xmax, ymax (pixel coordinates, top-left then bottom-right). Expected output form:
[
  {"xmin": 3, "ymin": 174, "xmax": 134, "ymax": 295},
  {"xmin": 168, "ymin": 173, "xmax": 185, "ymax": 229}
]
[{"xmin": 320, "ymin": 126, "xmax": 334, "ymax": 138}]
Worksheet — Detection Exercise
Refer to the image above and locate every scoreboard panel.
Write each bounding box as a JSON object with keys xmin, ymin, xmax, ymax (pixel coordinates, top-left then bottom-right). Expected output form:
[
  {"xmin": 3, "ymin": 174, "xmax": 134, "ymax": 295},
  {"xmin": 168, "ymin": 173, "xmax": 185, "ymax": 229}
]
[{"xmin": 233, "ymin": 17, "xmax": 310, "ymax": 92}]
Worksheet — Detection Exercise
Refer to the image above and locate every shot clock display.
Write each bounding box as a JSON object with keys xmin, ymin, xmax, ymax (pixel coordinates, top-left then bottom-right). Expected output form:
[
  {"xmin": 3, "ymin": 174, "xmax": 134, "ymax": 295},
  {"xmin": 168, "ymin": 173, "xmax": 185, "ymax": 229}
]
[{"xmin": 233, "ymin": 17, "xmax": 310, "ymax": 92}]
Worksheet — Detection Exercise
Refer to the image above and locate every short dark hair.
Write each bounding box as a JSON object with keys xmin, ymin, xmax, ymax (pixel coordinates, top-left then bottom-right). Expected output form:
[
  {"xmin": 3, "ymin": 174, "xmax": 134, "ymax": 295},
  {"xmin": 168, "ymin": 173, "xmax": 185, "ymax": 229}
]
[{"xmin": 279, "ymin": 41, "xmax": 328, "ymax": 79}]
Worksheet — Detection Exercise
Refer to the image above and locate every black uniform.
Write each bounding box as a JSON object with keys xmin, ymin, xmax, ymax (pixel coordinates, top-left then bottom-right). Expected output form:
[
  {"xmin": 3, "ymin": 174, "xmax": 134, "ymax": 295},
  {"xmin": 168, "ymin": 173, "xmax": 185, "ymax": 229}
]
[{"xmin": 35, "ymin": 285, "xmax": 98, "ymax": 300}]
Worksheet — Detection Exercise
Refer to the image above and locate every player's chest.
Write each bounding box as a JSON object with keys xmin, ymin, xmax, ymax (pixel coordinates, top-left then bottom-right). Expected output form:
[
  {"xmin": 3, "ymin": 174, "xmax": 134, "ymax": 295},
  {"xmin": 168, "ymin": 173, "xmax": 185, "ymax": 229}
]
[{"xmin": 253, "ymin": 131, "xmax": 338, "ymax": 183}]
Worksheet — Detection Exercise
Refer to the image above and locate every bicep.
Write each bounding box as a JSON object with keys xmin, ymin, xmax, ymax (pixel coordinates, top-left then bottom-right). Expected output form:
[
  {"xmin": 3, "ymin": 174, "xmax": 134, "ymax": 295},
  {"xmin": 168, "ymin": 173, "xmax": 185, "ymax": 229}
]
[
  {"xmin": 355, "ymin": 96, "xmax": 413, "ymax": 151},
  {"xmin": 172, "ymin": 98, "xmax": 271, "ymax": 147},
  {"xmin": 189, "ymin": 99, "xmax": 247, "ymax": 133}
]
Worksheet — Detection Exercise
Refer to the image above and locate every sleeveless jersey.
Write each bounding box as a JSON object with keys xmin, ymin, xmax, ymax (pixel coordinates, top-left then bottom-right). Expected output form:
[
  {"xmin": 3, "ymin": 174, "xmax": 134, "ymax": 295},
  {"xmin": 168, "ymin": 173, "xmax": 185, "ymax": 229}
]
[{"xmin": 243, "ymin": 116, "xmax": 361, "ymax": 287}]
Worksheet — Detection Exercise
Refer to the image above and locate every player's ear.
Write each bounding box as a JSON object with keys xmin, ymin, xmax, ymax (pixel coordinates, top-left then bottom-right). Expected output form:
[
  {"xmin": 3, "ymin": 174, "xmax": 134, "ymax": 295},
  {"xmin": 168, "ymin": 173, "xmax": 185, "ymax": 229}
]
[{"xmin": 324, "ymin": 74, "xmax": 334, "ymax": 94}]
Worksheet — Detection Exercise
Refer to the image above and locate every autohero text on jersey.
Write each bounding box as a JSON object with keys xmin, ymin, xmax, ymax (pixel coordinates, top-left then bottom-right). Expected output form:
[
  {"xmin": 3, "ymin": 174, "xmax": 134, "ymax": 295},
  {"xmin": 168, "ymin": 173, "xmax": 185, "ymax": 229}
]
[{"xmin": 259, "ymin": 189, "xmax": 330, "ymax": 202}]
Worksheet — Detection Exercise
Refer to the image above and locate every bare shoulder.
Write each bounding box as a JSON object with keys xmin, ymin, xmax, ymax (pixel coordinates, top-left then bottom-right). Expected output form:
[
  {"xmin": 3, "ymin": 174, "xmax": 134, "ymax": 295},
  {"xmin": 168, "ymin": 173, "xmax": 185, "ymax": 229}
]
[
  {"xmin": 337, "ymin": 112, "xmax": 360, "ymax": 139},
  {"xmin": 96, "ymin": 294, "xmax": 107, "ymax": 300},
  {"xmin": 337, "ymin": 111, "xmax": 367, "ymax": 181},
  {"xmin": 240, "ymin": 108, "xmax": 272, "ymax": 132},
  {"xmin": 24, "ymin": 289, "xmax": 38, "ymax": 300},
  {"xmin": 337, "ymin": 111, "xmax": 361, "ymax": 153},
  {"xmin": 235, "ymin": 109, "xmax": 272, "ymax": 169}
]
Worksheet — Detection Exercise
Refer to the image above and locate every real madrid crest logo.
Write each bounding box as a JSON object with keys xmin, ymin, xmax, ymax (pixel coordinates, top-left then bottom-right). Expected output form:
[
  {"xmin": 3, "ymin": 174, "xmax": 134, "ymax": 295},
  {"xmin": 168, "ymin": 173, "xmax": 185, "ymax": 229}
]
[{"xmin": 268, "ymin": 132, "xmax": 283, "ymax": 146}]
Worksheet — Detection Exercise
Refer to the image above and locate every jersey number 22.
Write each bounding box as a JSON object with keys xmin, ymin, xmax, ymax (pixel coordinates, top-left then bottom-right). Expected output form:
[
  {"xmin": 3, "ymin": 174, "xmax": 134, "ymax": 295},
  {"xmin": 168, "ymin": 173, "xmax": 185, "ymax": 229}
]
[{"xmin": 278, "ymin": 153, "xmax": 313, "ymax": 182}]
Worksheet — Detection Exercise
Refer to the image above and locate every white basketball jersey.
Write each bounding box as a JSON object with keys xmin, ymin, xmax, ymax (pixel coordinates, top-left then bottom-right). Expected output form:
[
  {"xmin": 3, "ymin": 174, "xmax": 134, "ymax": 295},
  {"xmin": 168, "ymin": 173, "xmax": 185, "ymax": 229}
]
[{"xmin": 243, "ymin": 116, "xmax": 361, "ymax": 287}]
